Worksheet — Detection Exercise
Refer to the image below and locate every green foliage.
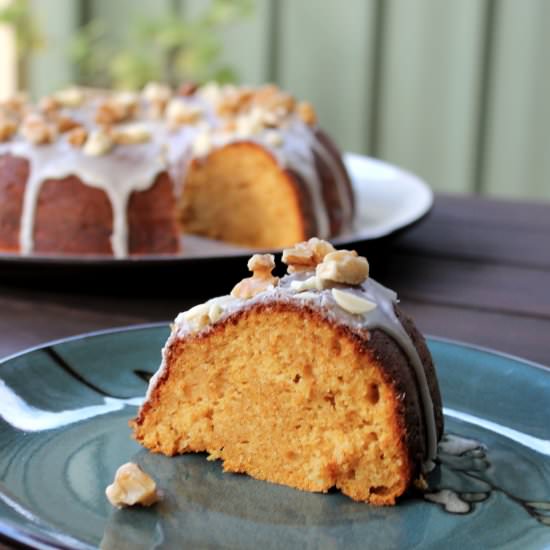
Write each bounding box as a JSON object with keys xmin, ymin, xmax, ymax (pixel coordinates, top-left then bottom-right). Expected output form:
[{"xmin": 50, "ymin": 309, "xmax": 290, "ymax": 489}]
[
  {"xmin": 71, "ymin": 0, "xmax": 253, "ymax": 90},
  {"xmin": 0, "ymin": 0, "xmax": 43, "ymax": 61}
]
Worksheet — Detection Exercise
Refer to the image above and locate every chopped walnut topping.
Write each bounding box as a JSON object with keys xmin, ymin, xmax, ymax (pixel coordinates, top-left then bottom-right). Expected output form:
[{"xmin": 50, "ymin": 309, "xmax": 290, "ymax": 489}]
[
  {"xmin": 95, "ymin": 99, "xmax": 133, "ymax": 125},
  {"xmin": 179, "ymin": 82, "xmax": 199, "ymax": 96},
  {"xmin": 113, "ymin": 123, "xmax": 151, "ymax": 145},
  {"xmin": 231, "ymin": 253, "xmax": 279, "ymax": 299},
  {"xmin": 55, "ymin": 115, "xmax": 80, "ymax": 133},
  {"xmin": 181, "ymin": 302, "xmax": 210, "ymax": 331},
  {"xmin": 192, "ymin": 130, "xmax": 212, "ymax": 157},
  {"xmin": 254, "ymin": 85, "xmax": 295, "ymax": 116},
  {"xmin": 105, "ymin": 463, "xmax": 159, "ymax": 509},
  {"xmin": 142, "ymin": 82, "xmax": 172, "ymax": 103},
  {"xmin": 165, "ymin": 99, "xmax": 203, "ymax": 127},
  {"xmin": 179, "ymin": 295, "xmax": 234, "ymax": 332},
  {"xmin": 0, "ymin": 117, "xmax": 17, "ymax": 142},
  {"xmin": 296, "ymin": 101, "xmax": 317, "ymax": 126},
  {"xmin": 198, "ymin": 82, "xmax": 223, "ymax": 106},
  {"xmin": 282, "ymin": 238, "xmax": 336, "ymax": 273},
  {"xmin": 20, "ymin": 114, "xmax": 57, "ymax": 145},
  {"xmin": 54, "ymin": 86, "xmax": 85, "ymax": 108},
  {"xmin": 83, "ymin": 129, "xmax": 114, "ymax": 156},
  {"xmin": 67, "ymin": 127, "xmax": 88, "ymax": 148},
  {"xmin": 38, "ymin": 96, "xmax": 60, "ymax": 115},
  {"xmin": 316, "ymin": 250, "xmax": 369, "ymax": 285},
  {"xmin": 331, "ymin": 288, "xmax": 376, "ymax": 315},
  {"xmin": 113, "ymin": 91, "xmax": 139, "ymax": 115},
  {"xmin": 248, "ymin": 253, "xmax": 276, "ymax": 276},
  {"xmin": 1, "ymin": 93, "xmax": 29, "ymax": 117},
  {"xmin": 235, "ymin": 108, "xmax": 265, "ymax": 137},
  {"xmin": 143, "ymin": 82, "xmax": 172, "ymax": 118},
  {"xmin": 216, "ymin": 87, "xmax": 254, "ymax": 117}
]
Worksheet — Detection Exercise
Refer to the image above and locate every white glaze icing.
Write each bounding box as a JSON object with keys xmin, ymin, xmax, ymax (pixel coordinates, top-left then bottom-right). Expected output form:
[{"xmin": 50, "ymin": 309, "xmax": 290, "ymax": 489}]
[
  {"xmin": 0, "ymin": 85, "xmax": 353, "ymax": 256},
  {"xmin": 146, "ymin": 271, "xmax": 439, "ymax": 467}
]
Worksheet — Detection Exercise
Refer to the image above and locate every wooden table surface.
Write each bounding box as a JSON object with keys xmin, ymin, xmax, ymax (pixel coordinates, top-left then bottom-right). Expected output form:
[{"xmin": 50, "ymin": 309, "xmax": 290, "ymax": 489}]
[{"xmin": 0, "ymin": 193, "xmax": 549, "ymax": 367}]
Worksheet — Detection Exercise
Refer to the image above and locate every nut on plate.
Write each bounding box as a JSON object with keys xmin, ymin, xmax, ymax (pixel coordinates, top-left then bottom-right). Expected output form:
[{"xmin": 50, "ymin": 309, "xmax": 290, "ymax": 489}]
[{"xmin": 105, "ymin": 462, "xmax": 159, "ymax": 508}]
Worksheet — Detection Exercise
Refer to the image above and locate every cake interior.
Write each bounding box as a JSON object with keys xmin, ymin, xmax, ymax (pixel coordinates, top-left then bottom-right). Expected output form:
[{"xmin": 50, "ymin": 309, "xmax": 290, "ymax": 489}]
[
  {"xmin": 134, "ymin": 304, "xmax": 412, "ymax": 505},
  {"xmin": 179, "ymin": 143, "xmax": 307, "ymax": 248}
]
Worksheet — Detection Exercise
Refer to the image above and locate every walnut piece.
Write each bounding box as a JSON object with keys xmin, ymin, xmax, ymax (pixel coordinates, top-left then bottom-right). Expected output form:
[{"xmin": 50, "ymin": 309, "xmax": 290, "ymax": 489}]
[
  {"xmin": 331, "ymin": 288, "xmax": 376, "ymax": 314},
  {"xmin": 179, "ymin": 82, "xmax": 198, "ymax": 96},
  {"xmin": 316, "ymin": 250, "xmax": 369, "ymax": 285},
  {"xmin": 67, "ymin": 127, "xmax": 88, "ymax": 148},
  {"xmin": 83, "ymin": 129, "xmax": 114, "ymax": 156},
  {"xmin": 142, "ymin": 82, "xmax": 172, "ymax": 103},
  {"xmin": 296, "ymin": 101, "xmax": 317, "ymax": 126},
  {"xmin": 231, "ymin": 253, "xmax": 279, "ymax": 299},
  {"xmin": 179, "ymin": 295, "xmax": 235, "ymax": 331},
  {"xmin": 282, "ymin": 238, "xmax": 336, "ymax": 273},
  {"xmin": 20, "ymin": 114, "xmax": 57, "ymax": 145},
  {"xmin": 165, "ymin": 99, "xmax": 203, "ymax": 127},
  {"xmin": 105, "ymin": 463, "xmax": 159, "ymax": 509},
  {"xmin": 95, "ymin": 99, "xmax": 133, "ymax": 125},
  {"xmin": 38, "ymin": 96, "xmax": 60, "ymax": 114},
  {"xmin": 54, "ymin": 86, "xmax": 85, "ymax": 108},
  {"xmin": 0, "ymin": 118, "xmax": 17, "ymax": 142},
  {"xmin": 55, "ymin": 115, "xmax": 80, "ymax": 133},
  {"xmin": 143, "ymin": 82, "xmax": 172, "ymax": 118},
  {"xmin": 1, "ymin": 93, "xmax": 29, "ymax": 117},
  {"xmin": 254, "ymin": 85, "xmax": 295, "ymax": 115},
  {"xmin": 113, "ymin": 123, "xmax": 151, "ymax": 145}
]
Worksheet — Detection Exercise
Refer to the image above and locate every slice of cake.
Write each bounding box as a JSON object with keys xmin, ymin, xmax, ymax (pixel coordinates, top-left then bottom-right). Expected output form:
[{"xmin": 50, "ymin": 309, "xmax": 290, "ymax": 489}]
[{"xmin": 132, "ymin": 239, "xmax": 443, "ymax": 505}]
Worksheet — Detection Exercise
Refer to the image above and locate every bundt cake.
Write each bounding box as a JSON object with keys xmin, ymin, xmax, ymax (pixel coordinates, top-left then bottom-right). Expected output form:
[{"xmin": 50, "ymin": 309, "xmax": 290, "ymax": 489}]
[
  {"xmin": 132, "ymin": 239, "xmax": 444, "ymax": 505},
  {"xmin": 0, "ymin": 83, "xmax": 354, "ymax": 257}
]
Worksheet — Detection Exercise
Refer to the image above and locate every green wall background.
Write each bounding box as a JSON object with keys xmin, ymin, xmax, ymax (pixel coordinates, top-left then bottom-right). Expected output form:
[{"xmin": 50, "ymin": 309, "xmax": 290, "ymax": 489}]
[{"xmin": 28, "ymin": 0, "xmax": 550, "ymax": 201}]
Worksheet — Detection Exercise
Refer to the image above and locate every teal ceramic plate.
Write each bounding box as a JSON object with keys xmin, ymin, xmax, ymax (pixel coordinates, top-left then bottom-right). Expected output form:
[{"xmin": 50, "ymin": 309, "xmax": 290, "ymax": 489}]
[{"xmin": 0, "ymin": 325, "xmax": 549, "ymax": 550}]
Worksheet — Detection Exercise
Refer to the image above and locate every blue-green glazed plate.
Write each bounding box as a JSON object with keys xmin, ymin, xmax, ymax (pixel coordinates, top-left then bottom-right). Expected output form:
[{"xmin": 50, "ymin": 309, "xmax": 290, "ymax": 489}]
[{"xmin": 0, "ymin": 324, "xmax": 549, "ymax": 550}]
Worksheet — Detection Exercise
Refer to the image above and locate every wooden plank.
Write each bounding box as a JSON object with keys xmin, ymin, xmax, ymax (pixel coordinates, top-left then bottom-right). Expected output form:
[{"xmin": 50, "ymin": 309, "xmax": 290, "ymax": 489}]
[
  {"xmin": 382, "ymin": 252, "xmax": 550, "ymax": 318},
  {"xmin": 375, "ymin": 0, "xmax": 486, "ymax": 193},
  {"xmin": 401, "ymin": 299, "xmax": 550, "ymax": 367},
  {"xmin": 393, "ymin": 195, "xmax": 550, "ymax": 268},
  {"xmin": 0, "ymin": 287, "xmax": 196, "ymax": 358},
  {"xmin": 28, "ymin": 0, "xmax": 80, "ymax": 97},
  {"xmin": 277, "ymin": 0, "xmax": 377, "ymax": 154},
  {"xmin": 482, "ymin": 0, "xmax": 550, "ymax": 200}
]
